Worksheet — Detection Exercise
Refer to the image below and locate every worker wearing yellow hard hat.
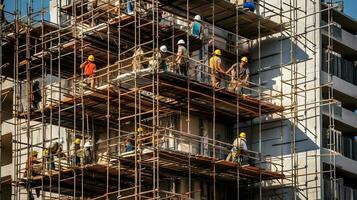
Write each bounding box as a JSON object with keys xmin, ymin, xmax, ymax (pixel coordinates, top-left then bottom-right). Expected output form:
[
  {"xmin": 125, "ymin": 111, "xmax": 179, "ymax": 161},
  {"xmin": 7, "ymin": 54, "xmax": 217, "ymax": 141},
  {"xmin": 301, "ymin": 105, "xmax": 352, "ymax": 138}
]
[
  {"xmin": 25, "ymin": 149, "xmax": 42, "ymax": 183},
  {"xmin": 241, "ymin": 56, "xmax": 248, "ymax": 63},
  {"xmin": 74, "ymin": 138, "xmax": 81, "ymax": 145},
  {"xmin": 239, "ymin": 132, "xmax": 246, "ymax": 140},
  {"xmin": 80, "ymin": 54, "xmax": 97, "ymax": 88},
  {"xmin": 209, "ymin": 49, "xmax": 225, "ymax": 87},
  {"xmin": 88, "ymin": 55, "xmax": 95, "ymax": 62},
  {"xmin": 226, "ymin": 132, "xmax": 248, "ymax": 164},
  {"xmin": 226, "ymin": 56, "xmax": 250, "ymax": 93},
  {"xmin": 71, "ymin": 138, "xmax": 81, "ymax": 167},
  {"xmin": 214, "ymin": 49, "xmax": 221, "ymax": 56},
  {"xmin": 32, "ymin": 150, "xmax": 38, "ymax": 156},
  {"xmin": 137, "ymin": 127, "xmax": 144, "ymax": 133}
]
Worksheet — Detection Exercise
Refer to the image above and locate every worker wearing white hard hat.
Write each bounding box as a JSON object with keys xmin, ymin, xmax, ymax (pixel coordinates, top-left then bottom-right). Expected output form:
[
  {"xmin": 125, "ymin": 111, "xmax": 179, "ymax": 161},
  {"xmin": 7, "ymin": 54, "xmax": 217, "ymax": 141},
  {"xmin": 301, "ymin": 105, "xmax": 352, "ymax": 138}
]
[
  {"xmin": 191, "ymin": 15, "xmax": 204, "ymax": 39},
  {"xmin": 87, "ymin": 0, "xmax": 99, "ymax": 26},
  {"xmin": 84, "ymin": 141, "xmax": 92, "ymax": 148},
  {"xmin": 194, "ymin": 15, "xmax": 201, "ymax": 21},
  {"xmin": 159, "ymin": 45, "xmax": 170, "ymax": 71},
  {"xmin": 177, "ymin": 39, "xmax": 185, "ymax": 45},
  {"xmin": 160, "ymin": 45, "xmax": 168, "ymax": 53},
  {"xmin": 175, "ymin": 39, "xmax": 188, "ymax": 76}
]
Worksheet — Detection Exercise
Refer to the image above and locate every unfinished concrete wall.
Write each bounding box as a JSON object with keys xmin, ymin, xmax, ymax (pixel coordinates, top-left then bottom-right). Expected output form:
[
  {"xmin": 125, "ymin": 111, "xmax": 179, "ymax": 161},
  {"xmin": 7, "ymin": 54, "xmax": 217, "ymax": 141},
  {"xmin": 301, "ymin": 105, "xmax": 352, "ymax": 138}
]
[{"xmin": 240, "ymin": 0, "xmax": 322, "ymax": 199}]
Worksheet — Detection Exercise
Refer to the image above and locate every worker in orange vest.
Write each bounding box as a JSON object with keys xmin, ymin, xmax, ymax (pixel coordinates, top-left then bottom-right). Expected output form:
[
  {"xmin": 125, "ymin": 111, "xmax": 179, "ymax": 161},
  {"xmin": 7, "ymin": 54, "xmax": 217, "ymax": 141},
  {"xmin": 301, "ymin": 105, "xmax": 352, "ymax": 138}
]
[{"xmin": 80, "ymin": 55, "xmax": 96, "ymax": 88}]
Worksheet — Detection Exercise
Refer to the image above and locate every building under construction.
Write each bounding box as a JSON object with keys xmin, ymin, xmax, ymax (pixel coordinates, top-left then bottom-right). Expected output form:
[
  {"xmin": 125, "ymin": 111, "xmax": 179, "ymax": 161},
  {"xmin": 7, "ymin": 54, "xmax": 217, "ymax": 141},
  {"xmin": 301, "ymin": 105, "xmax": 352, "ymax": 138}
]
[{"xmin": 0, "ymin": 0, "xmax": 357, "ymax": 199}]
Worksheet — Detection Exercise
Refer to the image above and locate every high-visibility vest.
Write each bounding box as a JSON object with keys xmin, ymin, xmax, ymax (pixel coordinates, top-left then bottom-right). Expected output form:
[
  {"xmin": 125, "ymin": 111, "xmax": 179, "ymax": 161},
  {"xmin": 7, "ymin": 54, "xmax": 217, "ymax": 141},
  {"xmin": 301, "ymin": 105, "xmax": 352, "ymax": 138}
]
[
  {"xmin": 209, "ymin": 56, "xmax": 221, "ymax": 71},
  {"xmin": 84, "ymin": 62, "xmax": 96, "ymax": 77}
]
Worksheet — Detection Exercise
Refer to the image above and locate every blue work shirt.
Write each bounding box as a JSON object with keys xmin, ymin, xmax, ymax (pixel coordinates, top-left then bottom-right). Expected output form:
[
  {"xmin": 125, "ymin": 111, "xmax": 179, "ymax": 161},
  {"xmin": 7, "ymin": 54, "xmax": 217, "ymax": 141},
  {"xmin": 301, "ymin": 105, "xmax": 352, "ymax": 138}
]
[{"xmin": 191, "ymin": 21, "xmax": 202, "ymax": 38}]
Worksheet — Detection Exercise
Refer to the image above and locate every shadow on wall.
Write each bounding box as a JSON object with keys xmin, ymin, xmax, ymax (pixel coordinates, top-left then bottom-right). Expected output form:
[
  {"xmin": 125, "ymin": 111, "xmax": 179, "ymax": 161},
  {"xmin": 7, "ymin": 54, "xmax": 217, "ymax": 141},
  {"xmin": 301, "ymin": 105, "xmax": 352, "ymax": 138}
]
[
  {"xmin": 246, "ymin": 119, "xmax": 320, "ymax": 157},
  {"xmin": 247, "ymin": 36, "xmax": 310, "ymax": 92}
]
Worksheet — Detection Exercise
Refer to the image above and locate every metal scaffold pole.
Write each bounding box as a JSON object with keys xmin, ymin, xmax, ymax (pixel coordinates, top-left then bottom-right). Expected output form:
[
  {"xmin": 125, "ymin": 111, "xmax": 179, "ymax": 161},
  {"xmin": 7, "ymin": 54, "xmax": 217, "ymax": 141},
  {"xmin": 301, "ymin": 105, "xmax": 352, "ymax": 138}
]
[{"xmin": 4, "ymin": 0, "xmax": 341, "ymax": 199}]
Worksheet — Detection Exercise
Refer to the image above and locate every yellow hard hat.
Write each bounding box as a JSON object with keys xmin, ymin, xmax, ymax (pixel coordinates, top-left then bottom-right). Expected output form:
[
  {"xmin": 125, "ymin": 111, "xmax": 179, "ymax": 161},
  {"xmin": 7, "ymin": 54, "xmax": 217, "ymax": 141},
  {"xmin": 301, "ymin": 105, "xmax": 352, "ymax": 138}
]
[
  {"xmin": 241, "ymin": 56, "xmax": 248, "ymax": 63},
  {"xmin": 214, "ymin": 49, "xmax": 221, "ymax": 56},
  {"xmin": 74, "ymin": 138, "xmax": 81, "ymax": 145},
  {"xmin": 88, "ymin": 55, "xmax": 95, "ymax": 62},
  {"xmin": 43, "ymin": 149, "xmax": 48, "ymax": 155},
  {"xmin": 137, "ymin": 127, "xmax": 143, "ymax": 133},
  {"xmin": 239, "ymin": 132, "xmax": 246, "ymax": 138},
  {"xmin": 32, "ymin": 150, "xmax": 38, "ymax": 156}
]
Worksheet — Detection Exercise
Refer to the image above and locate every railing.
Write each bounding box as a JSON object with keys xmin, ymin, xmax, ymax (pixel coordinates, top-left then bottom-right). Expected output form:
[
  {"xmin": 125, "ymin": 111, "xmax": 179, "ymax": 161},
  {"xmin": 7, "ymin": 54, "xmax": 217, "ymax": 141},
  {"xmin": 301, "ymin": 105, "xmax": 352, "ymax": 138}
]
[
  {"xmin": 324, "ymin": 178, "xmax": 357, "ymax": 200},
  {"xmin": 19, "ymin": 47, "xmax": 282, "ymax": 113},
  {"xmin": 94, "ymin": 126, "xmax": 282, "ymax": 172},
  {"xmin": 322, "ymin": 50, "xmax": 357, "ymax": 86},
  {"xmin": 63, "ymin": 0, "xmax": 249, "ymax": 55},
  {"xmin": 322, "ymin": 128, "xmax": 357, "ymax": 161},
  {"xmin": 19, "ymin": 125, "xmax": 282, "ymax": 182},
  {"xmin": 93, "ymin": 48, "xmax": 281, "ymax": 102}
]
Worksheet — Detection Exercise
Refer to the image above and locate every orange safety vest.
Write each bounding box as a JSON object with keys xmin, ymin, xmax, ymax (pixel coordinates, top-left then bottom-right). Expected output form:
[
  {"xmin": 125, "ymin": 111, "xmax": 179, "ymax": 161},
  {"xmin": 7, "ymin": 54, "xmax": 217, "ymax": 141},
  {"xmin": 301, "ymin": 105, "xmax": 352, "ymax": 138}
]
[{"xmin": 84, "ymin": 62, "xmax": 96, "ymax": 77}]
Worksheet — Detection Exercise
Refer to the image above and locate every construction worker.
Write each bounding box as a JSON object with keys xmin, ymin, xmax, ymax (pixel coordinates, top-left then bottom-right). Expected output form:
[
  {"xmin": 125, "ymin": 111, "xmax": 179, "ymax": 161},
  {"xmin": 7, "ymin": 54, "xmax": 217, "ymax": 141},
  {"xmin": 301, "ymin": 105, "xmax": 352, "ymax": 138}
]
[
  {"xmin": 137, "ymin": 127, "xmax": 144, "ymax": 134},
  {"xmin": 175, "ymin": 39, "xmax": 188, "ymax": 76},
  {"xmin": 32, "ymin": 80, "xmax": 42, "ymax": 110},
  {"xmin": 159, "ymin": 45, "xmax": 170, "ymax": 71},
  {"xmin": 84, "ymin": 140, "xmax": 93, "ymax": 164},
  {"xmin": 124, "ymin": 138, "xmax": 134, "ymax": 152},
  {"xmin": 87, "ymin": 0, "xmax": 97, "ymax": 11},
  {"xmin": 160, "ymin": 45, "xmax": 168, "ymax": 53},
  {"xmin": 125, "ymin": 0, "xmax": 134, "ymax": 14},
  {"xmin": 226, "ymin": 132, "xmax": 248, "ymax": 164},
  {"xmin": 25, "ymin": 150, "xmax": 41, "ymax": 200},
  {"xmin": 209, "ymin": 49, "xmax": 225, "ymax": 87},
  {"xmin": 243, "ymin": 0, "xmax": 256, "ymax": 12},
  {"xmin": 80, "ymin": 55, "xmax": 96, "ymax": 88},
  {"xmin": 47, "ymin": 139, "xmax": 66, "ymax": 170},
  {"xmin": 190, "ymin": 15, "xmax": 204, "ymax": 39},
  {"xmin": 132, "ymin": 47, "xmax": 146, "ymax": 71},
  {"xmin": 226, "ymin": 56, "xmax": 250, "ymax": 93},
  {"xmin": 25, "ymin": 150, "xmax": 42, "ymax": 177},
  {"xmin": 71, "ymin": 138, "xmax": 81, "ymax": 167}
]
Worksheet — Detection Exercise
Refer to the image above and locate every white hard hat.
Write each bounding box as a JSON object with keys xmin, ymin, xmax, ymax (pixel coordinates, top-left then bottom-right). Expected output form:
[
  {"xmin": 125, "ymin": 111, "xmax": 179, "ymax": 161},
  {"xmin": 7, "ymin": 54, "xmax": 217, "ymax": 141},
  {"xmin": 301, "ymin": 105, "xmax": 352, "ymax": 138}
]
[
  {"xmin": 194, "ymin": 15, "xmax": 201, "ymax": 21},
  {"xmin": 59, "ymin": 138, "xmax": 64, "ymax": 144},
  {"xmin": 160, "ymin": 45, "xmax": 168, "ymax": 53},
  {"xmin": 84, "ymin": 141, "xmax": 92, "ymax": 148},
  {"xmin": 177, "ymin": 39, "xmax": 185, "ymax": 45}
]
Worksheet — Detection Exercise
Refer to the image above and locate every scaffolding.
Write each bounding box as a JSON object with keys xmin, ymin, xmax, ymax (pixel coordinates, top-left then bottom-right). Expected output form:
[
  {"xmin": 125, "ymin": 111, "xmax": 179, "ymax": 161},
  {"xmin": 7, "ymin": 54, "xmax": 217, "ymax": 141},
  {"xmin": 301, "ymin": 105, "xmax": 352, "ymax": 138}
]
[{"xmin": 0, "ymin": 0, "xmax": 342, "ymax": 199}]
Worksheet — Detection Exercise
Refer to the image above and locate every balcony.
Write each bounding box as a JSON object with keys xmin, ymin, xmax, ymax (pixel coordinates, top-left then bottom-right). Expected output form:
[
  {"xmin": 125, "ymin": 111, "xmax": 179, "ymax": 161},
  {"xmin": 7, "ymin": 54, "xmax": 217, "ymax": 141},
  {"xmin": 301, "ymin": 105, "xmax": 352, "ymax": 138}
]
[
  {"xmin": 321, "ymin": 3, "xmax": 357, "ymax": 36},
  {"xmin": 322, "ymin": 129, "xmax": 357, "ymax": 161},
  {"xmin": 324, "ymin": 178, "xmax": 357, "ymax": 200},
  {"xmin": 321, "ymin": 21, "xmax": 357, "ymax": 58},
  {"xmin": 322, "ymin": 103, "xmax": 357, "ymax": 130},
  {"xmin": 321, "ymin": 71, "xmax": 357, "ymax": 99},
  {"xmin": 321, "ymin": 147, "xmax": 357, "ymax": 175}
]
